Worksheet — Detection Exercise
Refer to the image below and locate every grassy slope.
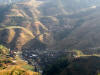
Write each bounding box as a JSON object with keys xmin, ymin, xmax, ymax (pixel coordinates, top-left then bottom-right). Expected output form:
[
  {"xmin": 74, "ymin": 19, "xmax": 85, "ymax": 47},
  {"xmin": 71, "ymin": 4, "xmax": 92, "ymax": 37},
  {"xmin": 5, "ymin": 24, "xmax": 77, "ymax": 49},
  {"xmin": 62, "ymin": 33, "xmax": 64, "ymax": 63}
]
[
  {"xmin": 0, "ymin": 26, "xmax": 34, "ymax": 37},
  {"xmin": 0, "ymin": 45, "xmax": 40, "ymax": 75}
]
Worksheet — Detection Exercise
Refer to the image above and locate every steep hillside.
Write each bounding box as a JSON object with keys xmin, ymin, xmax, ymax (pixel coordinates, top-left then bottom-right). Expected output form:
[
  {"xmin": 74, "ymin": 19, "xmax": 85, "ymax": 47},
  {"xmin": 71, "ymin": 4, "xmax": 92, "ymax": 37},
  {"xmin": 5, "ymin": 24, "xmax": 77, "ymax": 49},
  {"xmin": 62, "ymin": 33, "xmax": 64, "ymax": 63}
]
[
  {"xmin": 0, "ymin": 0, "xmax": 53, "ymax": 50},
  {"xmin": 0, "ymin": 26, "xmax": 35, "ymax": 50},
  {"xmin": 37, "ymin": 0, "xmax": 100, "ymax": 50},
  {"xmin": 0, "ymin": 0, "xmax": 100, "ymax": 50},
  {"xmin": 56, "ymin": 7, "xmax": 100, "ymax": 50}
]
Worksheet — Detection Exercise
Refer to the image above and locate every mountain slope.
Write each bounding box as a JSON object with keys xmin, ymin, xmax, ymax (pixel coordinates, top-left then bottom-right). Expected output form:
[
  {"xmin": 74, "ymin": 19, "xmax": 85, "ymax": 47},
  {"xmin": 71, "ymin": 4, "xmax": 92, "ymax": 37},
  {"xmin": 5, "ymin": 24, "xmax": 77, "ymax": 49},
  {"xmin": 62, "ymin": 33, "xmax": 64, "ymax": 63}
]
[
  {"xmin": 56, "ymin": 7, "xmax": 100, "ymax": 50},
  {"xmin": 0, "ymin": 0, "xmax": 100, "ymax": 50},
  {"xmin": 0, "ymin": 26, "xmax": 35, "ymax": 50},
  {"xmin": 0, "ymin": 0, "xmax": 53, "ymax": 50}
]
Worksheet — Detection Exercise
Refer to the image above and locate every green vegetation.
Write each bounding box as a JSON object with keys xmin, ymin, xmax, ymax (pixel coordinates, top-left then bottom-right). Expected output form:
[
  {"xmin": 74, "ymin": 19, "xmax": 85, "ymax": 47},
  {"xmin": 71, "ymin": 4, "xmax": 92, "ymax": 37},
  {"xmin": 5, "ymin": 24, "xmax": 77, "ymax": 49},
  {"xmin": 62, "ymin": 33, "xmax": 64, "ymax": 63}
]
[
  {"xmin": 73, "ymin": 50, "xmax": 84, "ymax": 57},
  {"xmin": 72, "ymin": 50, "xmax": 100, "ymax": 57},
  {"xmin": 43, "ymin": 56, "xmax": 100, "ymax": 75},
  {"xmin": 0, "ymin": 45, "xmax": 12, "ymax": 70},
  {"xmin": 43, "ymin": 56, "xmax": 69, "ymax": 75},
  {"xmin": 0, "ymin": 45, "xmax": 9, "ymax": 55},
  {"xmin": 0, "ymin": 66, "xmax": 38, "ymax": 75},
  {"xmin": 0, "ymin": 45, "xmax": 39, "ymax": 75},
  {"xmin": 22, "ymin": 65, "xmax": 34, "ymax": 71},
  {"xmin": 98, "ymin": 73, "xmax": 100, "ymax": 75}
]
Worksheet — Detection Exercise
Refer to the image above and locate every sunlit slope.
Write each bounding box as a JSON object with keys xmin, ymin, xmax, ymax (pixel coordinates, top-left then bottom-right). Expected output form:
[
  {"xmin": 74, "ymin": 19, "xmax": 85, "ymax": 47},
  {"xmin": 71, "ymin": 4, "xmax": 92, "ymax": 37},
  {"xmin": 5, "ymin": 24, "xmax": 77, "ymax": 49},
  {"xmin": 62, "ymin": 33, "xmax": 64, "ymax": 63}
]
[
  {"xmin": 0, "ymin": 1, "xmax": 53, "ymax": 50},
  {"xmin": 0, "ymin": 66, "xmax": 39, "ymax": 75},
  {"xmin": 1, "ymin": 0, "xmax": 100, "ymax": 50},
  {"xmin": 0, "ymin": 26, "xmax": 35, "ymax": 50},
  {"xmin": 0, "ymin": 45, "xmax": 39, "ymax": 75}
]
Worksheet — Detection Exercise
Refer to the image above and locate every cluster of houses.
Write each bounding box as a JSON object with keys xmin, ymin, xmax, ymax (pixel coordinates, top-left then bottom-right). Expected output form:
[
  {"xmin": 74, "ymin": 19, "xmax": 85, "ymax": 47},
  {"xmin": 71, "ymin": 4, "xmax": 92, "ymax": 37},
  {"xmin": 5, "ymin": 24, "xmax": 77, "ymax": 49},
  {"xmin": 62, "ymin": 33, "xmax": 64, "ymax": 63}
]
[{"xmin": 21, "ymin": 48, "xmax": 79, "ymax": 67}]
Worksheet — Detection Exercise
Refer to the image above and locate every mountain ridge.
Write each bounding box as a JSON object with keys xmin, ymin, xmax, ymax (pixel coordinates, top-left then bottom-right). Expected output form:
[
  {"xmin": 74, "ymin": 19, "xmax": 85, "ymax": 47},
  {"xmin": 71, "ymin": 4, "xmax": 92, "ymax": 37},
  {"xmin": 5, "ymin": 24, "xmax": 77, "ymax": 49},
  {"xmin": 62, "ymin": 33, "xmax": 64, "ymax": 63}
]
[{"xmin": 0, "ymin": 0, "xmax": 100, "ymax": 50}]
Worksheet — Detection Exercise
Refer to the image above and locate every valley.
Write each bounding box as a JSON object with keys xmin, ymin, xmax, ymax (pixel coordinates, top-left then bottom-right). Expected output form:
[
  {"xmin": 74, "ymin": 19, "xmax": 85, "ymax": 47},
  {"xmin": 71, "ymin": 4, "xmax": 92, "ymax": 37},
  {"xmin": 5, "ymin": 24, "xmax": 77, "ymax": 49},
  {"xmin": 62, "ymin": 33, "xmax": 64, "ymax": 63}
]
[{"xmin": 0, "ymin": 0, "xmax": 100, "ymax": 75}]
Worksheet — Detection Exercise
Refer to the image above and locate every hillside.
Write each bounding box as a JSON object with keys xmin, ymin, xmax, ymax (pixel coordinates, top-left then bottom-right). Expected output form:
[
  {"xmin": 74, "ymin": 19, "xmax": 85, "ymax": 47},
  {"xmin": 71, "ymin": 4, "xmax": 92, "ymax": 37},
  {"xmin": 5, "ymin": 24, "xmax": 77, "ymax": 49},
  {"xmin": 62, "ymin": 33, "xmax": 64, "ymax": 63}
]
[
  {"xmin": 60, "ymin": 56, "xmax": 100, "ymax": 75},
  {"xmin": 0, "ymin": 45, "xmax": 39, "ymax": 75},
  {"xmin": 56, "ymin": 7, "xmax": 100, "ymax": 50},
  {"xmin": 1, "ymin": 0, "xmax": 100, "ymax": 75},
  {"xmin": 0, "ymin": 0, "xmax": 100, "ymax": 50},
  {"xmin": 0, "ymin": 26, "xmax": 35, "ymax": 50},
  {"xmin": 43, "ymin": 56, "xmax": 100, "ymax": 75},
  {"xmin": 0, "ymin": 0, "xmax": 53, "ymax": 50}
]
